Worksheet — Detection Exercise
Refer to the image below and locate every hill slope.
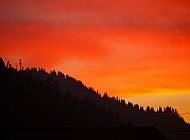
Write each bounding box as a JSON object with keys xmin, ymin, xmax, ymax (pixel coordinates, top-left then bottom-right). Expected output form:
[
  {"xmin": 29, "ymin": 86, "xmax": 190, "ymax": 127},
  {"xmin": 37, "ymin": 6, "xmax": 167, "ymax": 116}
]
[{"xmin": 1, "ymin": 58, "xmax": 190, "ymax": 139}]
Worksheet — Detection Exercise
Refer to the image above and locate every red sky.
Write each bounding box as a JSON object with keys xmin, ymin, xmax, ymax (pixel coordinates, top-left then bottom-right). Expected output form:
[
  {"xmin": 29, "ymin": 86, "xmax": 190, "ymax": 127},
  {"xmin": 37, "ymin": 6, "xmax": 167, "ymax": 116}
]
[{"xmin": 1, "ymin": 0, "xmax": 190, "ymax": 122}]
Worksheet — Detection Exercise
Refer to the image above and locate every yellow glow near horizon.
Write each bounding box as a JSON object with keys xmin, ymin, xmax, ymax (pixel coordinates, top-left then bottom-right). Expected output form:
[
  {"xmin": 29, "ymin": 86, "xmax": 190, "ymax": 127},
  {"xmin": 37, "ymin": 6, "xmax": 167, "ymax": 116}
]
[{"xmin": 126, "ymin": 93, "xmax": 190, "ymax": 123}]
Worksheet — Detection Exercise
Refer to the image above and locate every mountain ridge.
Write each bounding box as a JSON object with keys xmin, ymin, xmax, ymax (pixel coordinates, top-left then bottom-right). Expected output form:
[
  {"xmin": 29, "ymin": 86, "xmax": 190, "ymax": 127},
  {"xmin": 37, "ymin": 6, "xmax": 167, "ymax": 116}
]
[{"xmin": 1, "ymin": 57, "xmax": 190, "ymax": 139}]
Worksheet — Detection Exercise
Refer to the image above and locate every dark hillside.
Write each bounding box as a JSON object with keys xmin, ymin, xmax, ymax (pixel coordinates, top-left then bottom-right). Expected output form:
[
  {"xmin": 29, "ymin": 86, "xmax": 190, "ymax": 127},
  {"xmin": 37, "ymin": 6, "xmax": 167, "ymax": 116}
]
[
  {"xmin": 0, "ymin": 58, "xmax": 123, "ymax": 128},
  {"xmin": 1, "ymin": 58, "xmax": 189, "ymax": 139}
]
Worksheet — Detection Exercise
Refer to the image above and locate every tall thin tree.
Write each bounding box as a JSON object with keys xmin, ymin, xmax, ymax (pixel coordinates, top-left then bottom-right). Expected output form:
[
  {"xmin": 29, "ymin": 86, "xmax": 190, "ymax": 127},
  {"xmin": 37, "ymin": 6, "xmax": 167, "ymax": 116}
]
[{"xmin": 19, "ymin": 59, "xmax": 22, "ymax": 70}]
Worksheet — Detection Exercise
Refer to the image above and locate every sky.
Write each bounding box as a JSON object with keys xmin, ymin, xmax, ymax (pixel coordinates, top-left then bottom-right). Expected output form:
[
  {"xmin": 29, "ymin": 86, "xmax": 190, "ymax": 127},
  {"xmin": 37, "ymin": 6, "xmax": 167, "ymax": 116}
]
[{"xmin": 0, "ymin": 0, "xmax": 190, "ymax": 122}]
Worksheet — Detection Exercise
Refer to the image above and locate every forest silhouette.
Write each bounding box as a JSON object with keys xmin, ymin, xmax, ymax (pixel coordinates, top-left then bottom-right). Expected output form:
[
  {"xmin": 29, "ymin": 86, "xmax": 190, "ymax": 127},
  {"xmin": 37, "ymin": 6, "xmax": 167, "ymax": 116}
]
[{"xmin": 0, "ymin": 57, "xmax": 190, "ymax": 140}]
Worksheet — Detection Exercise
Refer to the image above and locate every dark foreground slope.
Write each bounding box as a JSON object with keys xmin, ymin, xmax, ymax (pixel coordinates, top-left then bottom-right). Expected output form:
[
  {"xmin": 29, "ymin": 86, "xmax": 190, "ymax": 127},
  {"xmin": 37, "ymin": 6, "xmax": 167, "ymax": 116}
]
[
  {"xmin": 1, "ymin": 127, "xmax": 168, "ymax": 140},
  {"xmin": 22, "ymin": 65, "xmax": 190, "ymax": 139},
  {"xmin": 0, "ymin": 59, "xmax": 123, "ymax": 128},
  {"xmin": 0, "ymin": 58, "xmax": 168, "ymax": 140},
  {"xmin": 0, "ymin": 58, "xmax": 188, "ymax": 139}
]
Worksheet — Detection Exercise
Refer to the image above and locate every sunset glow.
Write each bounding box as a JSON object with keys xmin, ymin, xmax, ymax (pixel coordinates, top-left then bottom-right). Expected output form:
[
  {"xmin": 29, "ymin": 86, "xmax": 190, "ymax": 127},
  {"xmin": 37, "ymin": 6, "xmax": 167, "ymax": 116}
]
[{"xmin": 1, "ymin": 0, "xmax": 190, "ymax": 122}]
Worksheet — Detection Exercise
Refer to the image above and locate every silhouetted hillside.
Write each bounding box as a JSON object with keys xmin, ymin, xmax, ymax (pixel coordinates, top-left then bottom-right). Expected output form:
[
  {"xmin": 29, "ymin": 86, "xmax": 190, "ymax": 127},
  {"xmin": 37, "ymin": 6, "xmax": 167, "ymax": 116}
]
[
  {"xmin": 0, "ymin": 58, "xmax": 123, "ymax": 128},
  {"xmin": 1, "ymin": 57, "xmax": 190, "ymax": 139}
]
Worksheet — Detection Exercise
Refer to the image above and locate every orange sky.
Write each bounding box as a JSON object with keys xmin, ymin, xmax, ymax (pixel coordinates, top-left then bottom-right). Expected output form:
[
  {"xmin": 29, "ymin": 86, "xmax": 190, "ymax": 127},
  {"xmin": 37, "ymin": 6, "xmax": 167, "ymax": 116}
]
[{"xmin": 0, "ymin": 0, "xmax": 190, "ymax": 122}]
